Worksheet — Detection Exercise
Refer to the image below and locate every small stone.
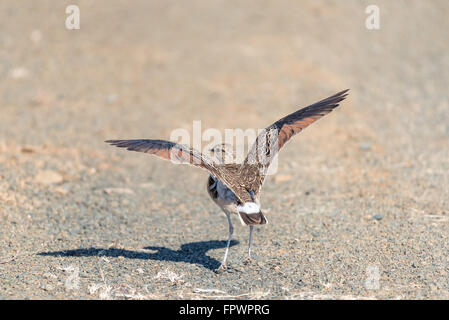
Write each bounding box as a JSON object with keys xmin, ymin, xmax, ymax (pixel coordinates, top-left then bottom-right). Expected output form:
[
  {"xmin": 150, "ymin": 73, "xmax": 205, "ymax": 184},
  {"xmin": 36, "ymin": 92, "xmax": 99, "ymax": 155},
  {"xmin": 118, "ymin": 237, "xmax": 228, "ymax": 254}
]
[
  {"xmin": 10, "ymin": 67, "xmax": 30, "ymax": 79},
  {"xmin": 360, "ymin": 142, "xmax": 371, "ymax": 151},
  {"xmin": 21, "ymin": 146, "xmax": 39, "ymax": 153},
  {"xmin": 372, "ymin": 214, "xmax": 383, "ymax": 221},
  {"xmin": 104, "ymin": 188, "xmax": 134, "ymax": 195},
  {"xmin": 139, "ymin": 182, "xmax": 155, "ymax": 188},
  {"xmin": 54, "ymin": 186, "xmax": 69, "ymax": 195},
  {"xmin": 30, "ymin": 30, "xmax": 42, "ymax": 43},
  {"xmin": 274, "ymin": 175, "xmax": 292, "ymax": 183},
  {"xmin": 106, "ymin": 93, "xmax": 119, "ymax": 104},
  {"xmin": 35, "ymin": 170, "xmax": 63, "ymax": 185}
]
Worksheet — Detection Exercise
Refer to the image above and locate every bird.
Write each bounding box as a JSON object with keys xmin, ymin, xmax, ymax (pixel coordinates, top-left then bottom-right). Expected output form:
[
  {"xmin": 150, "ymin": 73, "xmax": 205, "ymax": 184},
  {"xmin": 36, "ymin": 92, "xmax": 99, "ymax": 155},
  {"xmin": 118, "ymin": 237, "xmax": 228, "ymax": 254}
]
[{"xmin": 106, "ymin": 89, "xmax": 349, "ymax": 271}]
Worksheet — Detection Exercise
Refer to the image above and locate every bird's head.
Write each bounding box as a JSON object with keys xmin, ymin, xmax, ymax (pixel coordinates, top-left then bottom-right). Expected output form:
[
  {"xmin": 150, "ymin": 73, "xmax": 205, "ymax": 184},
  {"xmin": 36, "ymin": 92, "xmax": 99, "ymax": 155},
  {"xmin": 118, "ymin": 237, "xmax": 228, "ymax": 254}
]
[{"xmin": 209, "ymin": 143, "xmax": 235, "ymax": 164}]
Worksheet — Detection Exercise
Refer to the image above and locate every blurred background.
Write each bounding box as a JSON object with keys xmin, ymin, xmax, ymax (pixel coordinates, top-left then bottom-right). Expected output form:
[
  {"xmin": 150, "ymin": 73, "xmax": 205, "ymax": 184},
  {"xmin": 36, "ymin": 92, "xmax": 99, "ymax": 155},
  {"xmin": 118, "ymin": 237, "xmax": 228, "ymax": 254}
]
[{"xmin": 0, "ymin": 0, "xmax": 448, "ymax": 299}]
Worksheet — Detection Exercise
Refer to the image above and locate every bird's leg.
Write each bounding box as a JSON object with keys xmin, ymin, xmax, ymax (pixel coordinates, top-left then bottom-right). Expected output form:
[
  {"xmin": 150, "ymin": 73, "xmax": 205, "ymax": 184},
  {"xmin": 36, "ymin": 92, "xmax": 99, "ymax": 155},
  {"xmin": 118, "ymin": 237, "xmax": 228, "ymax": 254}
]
[
  {"xmin": 217, "ymin": 214, "xmax": 233, "ymax": 271},
  {"xmin": 245, "ymin": 225, "xmax": 254, "ymax": 264}
]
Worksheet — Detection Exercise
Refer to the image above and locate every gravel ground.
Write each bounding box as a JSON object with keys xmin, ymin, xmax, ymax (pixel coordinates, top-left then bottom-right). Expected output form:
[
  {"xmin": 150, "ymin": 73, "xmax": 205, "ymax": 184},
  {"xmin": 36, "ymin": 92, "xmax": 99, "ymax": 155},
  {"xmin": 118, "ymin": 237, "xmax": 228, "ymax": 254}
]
[{"xmin": 1, "ymin": 0, "xmax": 448, "ymax": 299}]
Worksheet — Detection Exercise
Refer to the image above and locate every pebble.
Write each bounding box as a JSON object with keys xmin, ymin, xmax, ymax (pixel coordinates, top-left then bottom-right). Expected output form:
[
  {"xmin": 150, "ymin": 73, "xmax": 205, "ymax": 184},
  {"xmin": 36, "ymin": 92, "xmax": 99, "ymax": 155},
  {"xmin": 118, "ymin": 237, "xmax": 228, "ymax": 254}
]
[
  {"xmin": 35, "ymin": 170, "xmax": 63, "ymax": 185},
  {"xmin": 21, "ymin": 146, "xmax": 39, "ymax": 153},
  {"xmin": 30, "ymin": 30, "xmax": 42, "ymax": 43},
  {"xmin": 139, "ymin": 182, "xmax": 155, "ymax": 189},
  {"xmin": 106, "ymin": 94, "xmax": 119, "ymax": 104},
  {"xmin": 54, "ymin": 186, "xmax": 69, "ymax": 195},
  {"xmin": 10, "ymin": 67, "xmax": 30, "ymax": 79},
  {"xmin": 104, "ymin": 188, "xmax": 134, "ymax": 195},
  {"xmin": 360, "ymin": 142, "xmax": 372, "ymax": 151},
  {"xmin": 274, "ymin": 175, "xmax": 292, "ymax": 183}
]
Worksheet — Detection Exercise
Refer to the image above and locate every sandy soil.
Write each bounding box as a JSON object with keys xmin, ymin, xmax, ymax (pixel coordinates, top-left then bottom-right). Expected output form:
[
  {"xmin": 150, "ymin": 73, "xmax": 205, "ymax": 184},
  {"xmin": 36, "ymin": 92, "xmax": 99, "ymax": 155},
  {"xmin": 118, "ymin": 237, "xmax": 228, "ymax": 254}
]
[{"xmin": 0, "ymin": 0, "xmax": 448, "ymax": 299}]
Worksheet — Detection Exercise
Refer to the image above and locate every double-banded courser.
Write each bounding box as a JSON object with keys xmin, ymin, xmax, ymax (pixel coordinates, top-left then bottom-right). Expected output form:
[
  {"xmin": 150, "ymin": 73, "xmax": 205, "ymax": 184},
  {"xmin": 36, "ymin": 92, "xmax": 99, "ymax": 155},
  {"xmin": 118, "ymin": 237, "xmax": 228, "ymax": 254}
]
[{"xmin": 106, "ymin": 89, "xmax": 349, "ymax": 271}]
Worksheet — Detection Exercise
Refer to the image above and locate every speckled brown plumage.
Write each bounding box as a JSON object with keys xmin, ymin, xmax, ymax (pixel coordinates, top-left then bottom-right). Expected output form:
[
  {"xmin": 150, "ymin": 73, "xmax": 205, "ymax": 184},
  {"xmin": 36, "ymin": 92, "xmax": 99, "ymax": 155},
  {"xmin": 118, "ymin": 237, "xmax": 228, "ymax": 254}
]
[
  {"xmin": 243, "ymin": 89, "xmax": 349, "ymax": 196},
  {"xmin": 106, "ymin": 89, "xmax": 349, "ymax": 270}
]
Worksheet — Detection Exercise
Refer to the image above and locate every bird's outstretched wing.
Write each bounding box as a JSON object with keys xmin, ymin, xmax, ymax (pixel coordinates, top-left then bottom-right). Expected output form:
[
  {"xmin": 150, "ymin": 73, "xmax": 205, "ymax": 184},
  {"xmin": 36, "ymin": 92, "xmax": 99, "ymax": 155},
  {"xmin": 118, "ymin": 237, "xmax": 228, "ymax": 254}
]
[
  {"xmin": 106, "ymin": 139, "xmax": 210, "ymax": 166},
  {"xmin": 105, "ymin": 139, "xmax": 251, "ymax": 203},
  {"xmin": 244, "ymin": 89, "xmax": 349, "ymax": 194}
]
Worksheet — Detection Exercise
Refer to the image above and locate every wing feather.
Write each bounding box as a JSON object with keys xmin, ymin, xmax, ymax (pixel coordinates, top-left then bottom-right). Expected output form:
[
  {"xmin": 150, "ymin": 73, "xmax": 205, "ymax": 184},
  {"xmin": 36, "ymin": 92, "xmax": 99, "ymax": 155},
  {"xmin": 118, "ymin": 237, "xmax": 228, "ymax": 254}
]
[
  {"xmin": 105, "ymin": 139, "xmax": 249, "ymax": 203},
  {"xmin": 245, "ymin": 89, "xmax": 349, "ymax": 193}
]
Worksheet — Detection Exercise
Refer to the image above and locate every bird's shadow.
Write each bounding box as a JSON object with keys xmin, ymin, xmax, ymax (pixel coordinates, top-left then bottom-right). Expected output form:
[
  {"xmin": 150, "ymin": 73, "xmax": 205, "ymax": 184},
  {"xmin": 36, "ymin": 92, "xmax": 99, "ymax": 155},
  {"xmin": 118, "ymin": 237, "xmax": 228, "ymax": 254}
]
[{"xmin": 38, "ymin": 240, "xmax": 238, "ymax": 270}]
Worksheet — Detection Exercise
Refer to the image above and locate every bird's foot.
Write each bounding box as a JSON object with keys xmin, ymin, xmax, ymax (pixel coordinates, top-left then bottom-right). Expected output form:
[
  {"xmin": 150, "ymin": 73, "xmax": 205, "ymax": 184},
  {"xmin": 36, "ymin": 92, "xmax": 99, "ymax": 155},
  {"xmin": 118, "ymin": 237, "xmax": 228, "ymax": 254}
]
[{"xmin": 215, "ymin": 263, "xmax": 227, "ymax": 273}]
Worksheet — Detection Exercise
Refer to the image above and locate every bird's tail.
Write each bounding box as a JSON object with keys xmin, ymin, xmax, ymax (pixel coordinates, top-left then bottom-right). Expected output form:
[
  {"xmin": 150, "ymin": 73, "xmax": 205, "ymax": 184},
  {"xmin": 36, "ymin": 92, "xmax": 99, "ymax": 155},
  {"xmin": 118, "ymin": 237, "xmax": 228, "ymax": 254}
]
[{"xmin": 238, "ymin": 211, "xmax": 268, "ymax": 226}]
